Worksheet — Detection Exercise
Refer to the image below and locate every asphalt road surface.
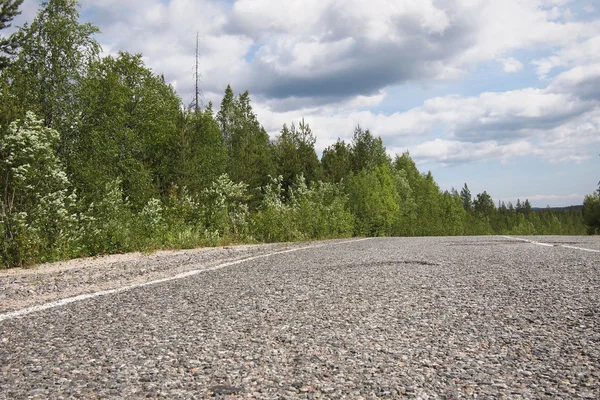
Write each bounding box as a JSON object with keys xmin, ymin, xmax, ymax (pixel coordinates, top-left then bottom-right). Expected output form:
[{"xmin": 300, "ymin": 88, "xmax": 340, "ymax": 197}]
[{"xmin": 1, "ymin": 236, "xmax": 599, "ymax": 399}]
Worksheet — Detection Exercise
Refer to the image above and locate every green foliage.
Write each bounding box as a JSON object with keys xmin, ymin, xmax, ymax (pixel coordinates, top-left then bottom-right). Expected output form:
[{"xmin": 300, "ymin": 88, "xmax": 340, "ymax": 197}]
[
  {"xmin": 0, "ymin": 112, "xmax": 77, "ymax": 266},
  {"xmin": 252, "ymin": 176, "xmax": 302, "ymax": 243},
  {"xmin": 583, "ymin": 193, "xmax": 600, "ymax": 234},
  {"xmin": 390, "ymin": 169, "xmax": 418, "ymax": 235},
  {"xmin": 159, "ymin": 187, "xmax": 211, "ymax": 249},
  {"xmin": 252, "ymin": 175, "xmax": 354, "ymax": 243},
  {"xmin": 460, "ymin": 183, "xmax": 472, "ymax": 212},
  {"xmin": 322, "ymin": 139, "xmax": 352, "ymax": 183},
  {"xmin": 474, "ymin": 191, "xmax": 495, "ymax": 218},
  {"xmin": 272, "ymin": 119, "xmax": 322, "ymax": 192},
  {"xmin": 439, "ymin": 190, "xmax": 467, "ymax": 236},
  {"xmin": 0, "ymin": 0, "xmax": 23, "ymax": 70},
  {"xmin": 345, "ymin": 167, "xmax": 399, "ymax": 237},
  {"xmin": 76, "ymin": 179, "xmax": 134, "ymax": 255},
  {"xmin": 350, "ymin": 126, "xmax": 390, "ymax": 173},
  {"xmin": 218, "ymin": 87, "xmax": 274, "ymax": 193},
  {"xmin": 393, "ymin": 154, "xmax": 446, "ymax": 236},
  {"xmin": 291, "ymin": 177, "xmax": 354, "ymax": 240},
  {"xmin": 71, "ymin": 52, "xmax": 181, "ymax": 208},
  {"xmin": 201, "ymin": 174, "xmax": 251, "ymax": 241},
  {"xmin": 179, "ymin": 107, "xmax": 228, "ymax": 195},
  {"xmin": 9, "ymin": 0, "xmax": 99, "ymax": 129}
]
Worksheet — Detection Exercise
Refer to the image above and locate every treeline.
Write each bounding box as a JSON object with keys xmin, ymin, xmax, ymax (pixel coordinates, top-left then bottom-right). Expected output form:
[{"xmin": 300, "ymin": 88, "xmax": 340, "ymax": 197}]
[{"xmin": 0, "ymin": 1, "xmax": 594, "ymax": 268}]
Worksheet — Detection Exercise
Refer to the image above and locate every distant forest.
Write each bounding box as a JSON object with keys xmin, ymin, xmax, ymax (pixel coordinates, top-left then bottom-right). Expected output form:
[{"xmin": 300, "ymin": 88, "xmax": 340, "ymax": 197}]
[{"xmin": 1, "ymin": 0, "xmax": 599, "ymax": 268}]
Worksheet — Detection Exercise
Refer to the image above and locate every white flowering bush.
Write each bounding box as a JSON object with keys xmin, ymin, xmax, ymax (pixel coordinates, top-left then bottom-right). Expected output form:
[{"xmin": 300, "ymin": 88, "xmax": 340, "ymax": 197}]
[
  {"xmin": 159, "ymin": 186, "xmax": 205, "ymax": 248},
  {"xmin": 201, "ymin": 174, "xmax": 251, "ymax": 240},
  {"xmin": 77, "ymin": 179, "xmax": 135, "ymax": 254},
  {"xmin": 252, "ymin": 175, "xmax": 303, "ymax": 242},
  {"xmin": 0, "ymin": 112, "xmax": 77, "ymax": 267},
  {"xmin": 140, "ymin": 197, "xmax": 163, "ymax": 230}
]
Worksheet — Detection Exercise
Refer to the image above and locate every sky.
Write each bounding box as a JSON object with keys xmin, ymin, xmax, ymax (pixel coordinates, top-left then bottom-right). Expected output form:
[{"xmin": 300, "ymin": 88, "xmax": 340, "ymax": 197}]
[{"xmin": 12, "ymin": 0, "xmax": 600, "ymax": 207}]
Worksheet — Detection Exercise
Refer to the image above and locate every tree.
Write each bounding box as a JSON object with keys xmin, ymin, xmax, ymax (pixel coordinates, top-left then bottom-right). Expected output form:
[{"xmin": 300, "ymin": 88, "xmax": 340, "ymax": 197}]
[
  {"xmin": 393, "ymin": 152, "xmax": 421, "ymax": 188},
  {"xmin": 345, "ymin": 166, "xmax": 399, "ymax": 236},
  {"xmin": 9, "ymin": 0, "xmax": 99, "ymax": 130},
  {"xmin": 393, "ymin": 152, "xmax": 444, "ymax": 235},
  {"xmin": 216, "ymin": 84, "xmax": 236, "ymax": 152},
  {"xmin": 473, "ymin": 191, "xmax": 496, "ymax": 218},
  {"xmin": 71, "ymin": 52, "xmax": 182, "ymax": 208},
  {"xmin": 440, "ymin": 189, "xmax": 467, "ymax": 235},
  {"xmin": 523, "ymin": 199, "xmax": 532, "ymax": 214},
  {"xmin": 179, "ymin": 105, "xmax": 228, "ymax": 194},
  {"xmin": 272, "ymin": 119, "xmax": 322, "ymax": 191},
  {"xmin": 460, "ymin": 183, "xmax": 472, "ymax": 212},
  {"xmin": 0, "ymin": 0, "xmax": 23, "ymax": 70},
  {"xmin": 322, "ymin": 139, "xmax": 352, "ymax": 183},
  {"xmin": 350, "ymin": 125, "xmax": 390, "ymax": 172},
  {"xmin": 217, "ymin": 87, "xmax": 274, "ymax": 192},
  {"xmin": 583, "ymin": 193, "xmax": 600, "ymax": 234}
]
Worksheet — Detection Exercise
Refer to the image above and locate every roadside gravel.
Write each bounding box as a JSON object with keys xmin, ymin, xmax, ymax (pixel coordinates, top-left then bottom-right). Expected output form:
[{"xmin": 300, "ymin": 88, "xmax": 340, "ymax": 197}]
[
  {"xmin": 0, "ymin": 240, "xmax": 342, "ymax": 313},
  {"xmin": 1, "ymin": 236, "xmax": 599, "ymax": 399}
]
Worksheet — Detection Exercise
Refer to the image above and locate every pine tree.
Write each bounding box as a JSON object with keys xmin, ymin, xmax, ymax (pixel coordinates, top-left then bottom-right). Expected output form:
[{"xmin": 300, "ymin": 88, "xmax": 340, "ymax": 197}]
[
  {"xmin": 272, "ymin": 119, "xmax": 322, "ymax": 191},
  {"xmin": 474, "ymin": 191, "xmax": 495, "ymax": 217},
  {"xmin": 460, "ymin": 183, "xmax": 472, "ymax": 212},
  {"xmin": 179, "ymin": 107, "xmax": 228, "ymax": 194},
  {"xmin": 350, "ymin": 125, "xmax": 390, "ymax": 172},
  {"xmin": 216, "ymin": 85, "xmax": 237, "ymax": 152},
  {"xmin": 217, "ymin": 86, "xmax": 273, "ymax": 192},
  {"xmin": 322, "ymin": 139, "xmax": 352, "ymax": 183},
  {"xmin": 0, "ymin": 0, "xmax": 23, "ymax": 69}
]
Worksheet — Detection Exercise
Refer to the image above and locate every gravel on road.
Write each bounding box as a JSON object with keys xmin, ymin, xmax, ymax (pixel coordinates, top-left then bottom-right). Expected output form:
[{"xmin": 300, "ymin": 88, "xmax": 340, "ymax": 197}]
[
  {"xmin": 1, "ymin": 236, "xmax": 599, "ymax": 399},
  {"xmin": 0, "ymin": 240, "xmax": 341, "ymax": 314}
]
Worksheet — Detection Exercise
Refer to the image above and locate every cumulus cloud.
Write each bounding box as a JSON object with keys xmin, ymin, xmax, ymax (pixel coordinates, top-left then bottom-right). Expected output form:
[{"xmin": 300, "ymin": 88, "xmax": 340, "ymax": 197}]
[
  {"xmin": 549, "ymin": 63, "xmax": 600, "ymax": 100},
  {"xmin": 58, "ymin": 0, "xmax": 598, "ymax": 107},
  {"xmin": 249, "ymin": 65, "xmax": 600, "ymax": 165},
  {"xmin": 499, "ymin": 57, "xmax": 524, "ymax": 72},
  {"xmin": 398, "ymin": 92, "xmax": 600, "ymax": 165},
  {"xmin": 534, "ymin": 35, "xmax": 600, "ymax": 79},
  {"xmin": 406, "ymin": 138, "xmax": 535, "ymax": 166},
  {"xmin": 10, "ymin": 0, "xmax": 599, "ymax": 169}
]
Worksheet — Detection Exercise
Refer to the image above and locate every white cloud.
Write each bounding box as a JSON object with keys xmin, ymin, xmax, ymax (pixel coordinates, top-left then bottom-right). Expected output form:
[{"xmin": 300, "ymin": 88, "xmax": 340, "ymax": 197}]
[
  {"xmin": 549, "ymin": 63, "xmax": 600, "ymax": 100},
  {"xmin": 499, "ymin": 57, "xmax": 524, "ymax": 72},
  {"xmin": 11, "ymin": 0, "xmax": 599, "ymax": 169},
  {"xmin": 54, "ymin": 0, "xmax": 596, "ymax": 106},
  {"xmin": 406, "ymin": 138, "xmax": 535, "ymax": 166},
  {"xmin": 396, "ymin": 101, "xmax": 600, "ymax": 165},
  {"xmin": 250, "ymin": 66, "xmax": 600, "ymax": 165},
  {"xmin": 534, "ymin": 35, "xmax": 600, "ymax": 77}
]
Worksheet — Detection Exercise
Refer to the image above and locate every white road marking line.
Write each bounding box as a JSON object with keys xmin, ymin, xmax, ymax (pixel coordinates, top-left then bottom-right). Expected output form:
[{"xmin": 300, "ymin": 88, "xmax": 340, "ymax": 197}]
[
  {"xmin": 501, "ymin": 236, "xmax": 553, "ymax": 247},
  {"xmin": 502, "ymin": 236, "xmax": 600, "ymax": 252},
  {"xmin": 561, "ymin": 245, "xmax": 600, "ymax": 253},
  {"xmin": 0, "ymin": 238, "xmax": 373, "ymax": 322}
]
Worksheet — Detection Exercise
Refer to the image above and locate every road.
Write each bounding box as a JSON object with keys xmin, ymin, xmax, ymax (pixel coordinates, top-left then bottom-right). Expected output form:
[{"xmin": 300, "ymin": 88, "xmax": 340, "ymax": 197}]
[{"xmin": 1, "ymin": 236, "xmax": 599, "ymax": 399}]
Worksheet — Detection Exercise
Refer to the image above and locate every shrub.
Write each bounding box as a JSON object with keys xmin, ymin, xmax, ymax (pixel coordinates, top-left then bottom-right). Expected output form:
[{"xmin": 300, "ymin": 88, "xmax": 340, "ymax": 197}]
[
  {"xmin": 0, "ymin": 112, "xmax": 77, "ymax": 267},
  {"xmin": 201, "ymin": 174, "xmax": 251, "ymax": 241},
  {"xmin": 583, "ymin": 193, "xmax": 600, "ymax": 234},
  {"xmin": 77, "ymin": 179, "xmax": 135, "ymax": 255}
]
